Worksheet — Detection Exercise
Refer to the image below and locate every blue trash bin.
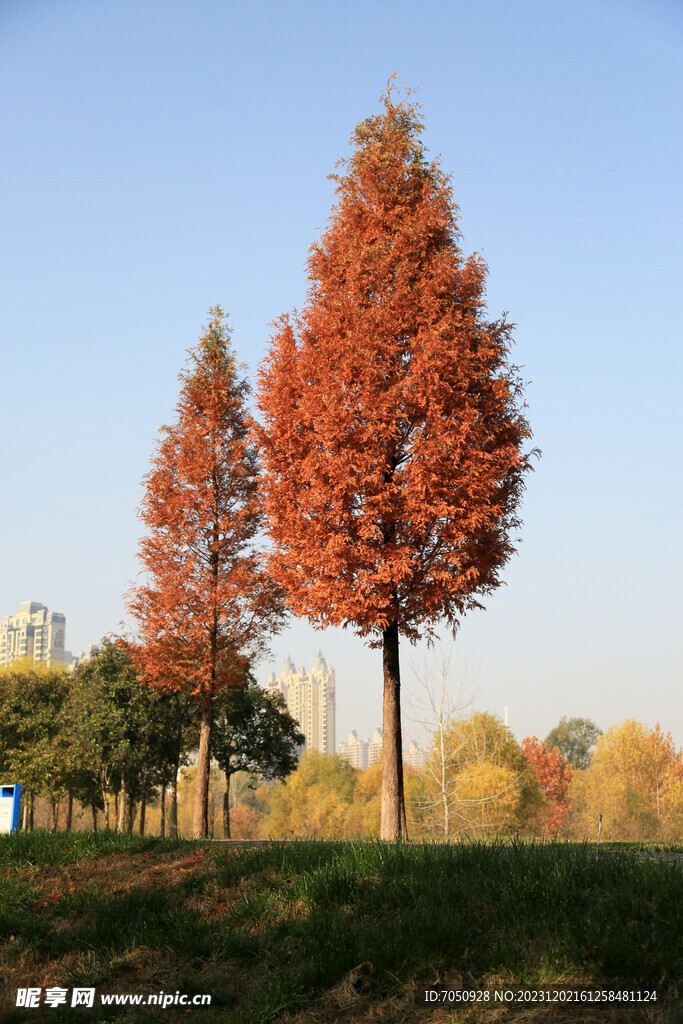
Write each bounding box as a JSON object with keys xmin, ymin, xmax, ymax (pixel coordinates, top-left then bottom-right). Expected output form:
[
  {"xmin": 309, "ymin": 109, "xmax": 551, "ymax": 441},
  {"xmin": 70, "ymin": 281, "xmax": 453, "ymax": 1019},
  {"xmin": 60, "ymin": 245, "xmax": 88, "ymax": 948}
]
[{"xmin": 0, "ymin": 784, "xmax": 22, "ymax": 833}]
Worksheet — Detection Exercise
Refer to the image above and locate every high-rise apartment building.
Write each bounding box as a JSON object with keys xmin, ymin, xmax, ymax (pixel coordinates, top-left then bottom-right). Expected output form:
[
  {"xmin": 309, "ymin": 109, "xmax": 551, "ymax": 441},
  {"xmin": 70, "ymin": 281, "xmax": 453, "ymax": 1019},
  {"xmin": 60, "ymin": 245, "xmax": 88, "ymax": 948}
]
[
  {"xmin": 338, "ymin": 728, "xmax": 427, "ymax": 770},
  {"xmin": 338, "ymin": 728, "xmax": 383, "ymax": 770},
  {"xmin": 404, "ymin": 740, "xmax": 428, "ymax": 770},
  {"xmin": 265, "ymin": 651, "xmax": 336, "ymax": 755},
  {"xmin": 0, "ymin": 601, "xmax": 74, "ymax": 668}
]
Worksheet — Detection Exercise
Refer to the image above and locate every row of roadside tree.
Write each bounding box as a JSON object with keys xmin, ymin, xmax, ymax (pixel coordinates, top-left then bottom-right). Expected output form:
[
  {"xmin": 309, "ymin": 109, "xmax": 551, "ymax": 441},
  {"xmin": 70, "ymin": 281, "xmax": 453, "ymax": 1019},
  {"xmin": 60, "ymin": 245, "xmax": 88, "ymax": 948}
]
[
  {"xmin": 0, "ymin": 642, "xmax": 303, "ymax": 838},
  {"xmin": 2, "ymin": 650, "xmax": 680, "ymax": 842}
]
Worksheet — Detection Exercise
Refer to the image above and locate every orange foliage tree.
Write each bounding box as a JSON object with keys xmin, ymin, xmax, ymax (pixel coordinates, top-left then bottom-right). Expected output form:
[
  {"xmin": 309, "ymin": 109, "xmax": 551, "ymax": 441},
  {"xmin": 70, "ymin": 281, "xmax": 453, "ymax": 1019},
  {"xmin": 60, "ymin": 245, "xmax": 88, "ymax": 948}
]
[
  {"xmin": 521, "ymin": 736, "xmax": 573, "ymax": 834},
  {"xmin": 126, "ymin": 309, "xmax": 286, "ymax": 838},
  {"xmin": 257, "ymin": 87, "xmax": 536, "ymax": 839}
]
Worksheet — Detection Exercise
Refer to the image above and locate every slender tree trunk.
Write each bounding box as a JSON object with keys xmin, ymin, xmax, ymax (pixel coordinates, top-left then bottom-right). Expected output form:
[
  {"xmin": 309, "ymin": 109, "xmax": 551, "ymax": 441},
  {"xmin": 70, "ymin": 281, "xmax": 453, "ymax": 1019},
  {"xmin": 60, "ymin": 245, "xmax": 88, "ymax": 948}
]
[
  {"xmin": 50, "ymin": 798, "xmax": 59, "ymax": 832},
  {"xmin": 125, "ymin": 796, "xmax": 135, "ymax": 834},
  {"xmin": 160, "ymin": 785, "xmax": 166, "ymax": 838},
  {"xmin": 380, "ymin": 619, "xmax": 408, "ymax": 841},
  {"xmin": 139, "ymin": 772, "xmax": 148, "ymax": 836},
  {"xmin": 102, "ymin": 776, "xmax": 110, "ymax": 830},
  {"xmin": 440, "ymin": 726, "xmax": 449, "ymax": 836},
  {"xmin": 223, "ymin": 772, "xmax": 231, "ymax": 839},
  {"xmin": 118, "ymin": 772, "xmax": 126, "ymax": 832},
  {"xmin": 65, "ymin": 788, "xmax": 73, "ymax": 831},
  {"xmin": 195, "ymin": 513, "xmax": 220, "ymax": 842},
  {"xmin": 92, "ymin": 806, "xmax": 99, "ymax": 832},
  {"xmin": 22, "ymin": 796, "xmax": 29, "ymax": 831},
  {"xmin": 29, "ymin": 792, "xmax": 34, "ymax": 832},
  {"xmin": 170, "ymin": 763, "xmax": 179, "ymax": 839},
  {"xmin": 193, "ymin": 693, "xmax": 214, "ymax": 838}
]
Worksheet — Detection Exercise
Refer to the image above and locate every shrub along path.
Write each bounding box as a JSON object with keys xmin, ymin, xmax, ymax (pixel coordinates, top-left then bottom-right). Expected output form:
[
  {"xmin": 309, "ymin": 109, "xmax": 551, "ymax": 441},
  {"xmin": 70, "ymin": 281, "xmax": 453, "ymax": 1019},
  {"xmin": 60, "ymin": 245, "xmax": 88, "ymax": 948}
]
[{"xmin": 0, "ymin": 832, "xmax": 680, "ymax": 1023}]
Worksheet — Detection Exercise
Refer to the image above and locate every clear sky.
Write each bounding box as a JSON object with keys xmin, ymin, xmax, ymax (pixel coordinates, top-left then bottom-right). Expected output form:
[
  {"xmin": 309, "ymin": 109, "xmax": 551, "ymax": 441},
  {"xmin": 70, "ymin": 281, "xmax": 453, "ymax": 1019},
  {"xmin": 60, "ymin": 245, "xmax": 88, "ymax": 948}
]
[{"xmin": 1, "ymin": 0, "xmax": 681, "ymax": 751}]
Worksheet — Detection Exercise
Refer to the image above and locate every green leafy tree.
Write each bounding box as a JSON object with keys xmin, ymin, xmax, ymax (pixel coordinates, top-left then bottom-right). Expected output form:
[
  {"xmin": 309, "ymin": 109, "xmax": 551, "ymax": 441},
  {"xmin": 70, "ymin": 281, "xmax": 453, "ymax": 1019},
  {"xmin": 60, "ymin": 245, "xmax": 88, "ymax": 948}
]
[
  {"xmin": 73, "ymin": 640, "xmax": 193, "ymax": 833},
  {"xmin": 545, "ymin": 717, "xmax": 602, "ymax": 771},
  {"xmin": 211, "ymin": 676, "xmax": 304, "ymax": 837},
  {"xmin": 0, "ymin": 663, "xmax": 78, "ymax": 829},
  {"xmin": 153, "ymin": 690, "xmax": 197, "ymax": 838}
]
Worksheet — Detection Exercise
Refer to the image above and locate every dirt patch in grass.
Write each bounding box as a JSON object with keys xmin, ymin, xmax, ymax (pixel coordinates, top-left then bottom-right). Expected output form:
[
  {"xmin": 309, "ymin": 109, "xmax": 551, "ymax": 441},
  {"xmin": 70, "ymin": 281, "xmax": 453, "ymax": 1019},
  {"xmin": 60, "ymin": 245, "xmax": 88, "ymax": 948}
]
[
  {"xmin": 11, "ymin": 846, "xmax": 211, "ymax": 899},
  {"xmin": 0, "ymin": 845, "xmax": 267, "ymax": 1021}
]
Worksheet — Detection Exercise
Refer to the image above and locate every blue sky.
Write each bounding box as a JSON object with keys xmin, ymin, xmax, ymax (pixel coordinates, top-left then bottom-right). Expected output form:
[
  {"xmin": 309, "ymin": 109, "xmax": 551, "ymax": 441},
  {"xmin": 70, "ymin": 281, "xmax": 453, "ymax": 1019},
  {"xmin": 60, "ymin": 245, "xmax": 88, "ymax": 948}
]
[{"xmin": 1, "ymin": 0, "xmax": 681, "ymax": 751}]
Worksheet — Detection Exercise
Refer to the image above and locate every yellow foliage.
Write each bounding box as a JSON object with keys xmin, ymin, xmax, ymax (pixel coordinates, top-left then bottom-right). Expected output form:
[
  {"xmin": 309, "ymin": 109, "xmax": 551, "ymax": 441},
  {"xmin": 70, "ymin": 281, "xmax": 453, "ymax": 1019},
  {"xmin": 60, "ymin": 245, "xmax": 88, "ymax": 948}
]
[
  {"xmin": 258, "ymin": 751, "xmax": 424, "ymax": 839},
  {"xmin": 568, "ymin": 720, "xmax": 682, "ymax": 841},
  {"xmin": 261, "ymin": 751, "xmax": 358, "ymax": 838},
  {"xmin": 417, "ymin": 712, "xmax": 540, "ymax": 837},
  {"xmin": 449, "ymin": 761, "xmax": 519, "ymax": 836},
  {"xmin": 0, "ymin": 658, "xmax": 70, "ymax": 678},
  {"xmin": 660, "ymin": 774, "xmax": 683, "ymax": 841}
]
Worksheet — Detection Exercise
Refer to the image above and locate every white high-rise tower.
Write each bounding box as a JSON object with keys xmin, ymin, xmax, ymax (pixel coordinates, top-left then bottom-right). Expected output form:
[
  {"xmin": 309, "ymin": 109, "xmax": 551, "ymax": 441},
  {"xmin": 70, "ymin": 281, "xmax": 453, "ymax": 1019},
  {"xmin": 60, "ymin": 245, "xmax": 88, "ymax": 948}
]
[{"xmin": 265, "ymin": 651, "xmax": 336, "ymax": 755}]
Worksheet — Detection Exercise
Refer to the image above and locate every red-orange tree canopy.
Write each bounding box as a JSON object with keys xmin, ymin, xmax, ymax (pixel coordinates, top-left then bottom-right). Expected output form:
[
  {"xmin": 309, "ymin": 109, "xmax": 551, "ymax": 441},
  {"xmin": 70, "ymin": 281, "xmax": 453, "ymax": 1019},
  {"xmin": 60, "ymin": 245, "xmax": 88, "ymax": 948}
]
[{"xmin": 257, "ymin": 95, "xmax": 535, "ymax": 644}]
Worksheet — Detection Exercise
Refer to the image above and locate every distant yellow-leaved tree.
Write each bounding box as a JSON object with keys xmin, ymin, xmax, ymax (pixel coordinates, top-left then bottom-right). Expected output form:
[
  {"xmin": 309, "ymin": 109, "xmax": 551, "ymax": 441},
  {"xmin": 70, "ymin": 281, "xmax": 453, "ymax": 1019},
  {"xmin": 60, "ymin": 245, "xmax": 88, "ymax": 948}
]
[
  {"xmin": 569, "ymin": 720, "xmax": 683, "ymax": 841},
  {"xmin": 419, "ymin": 711, "xmax": 542, "ymax": 837}
]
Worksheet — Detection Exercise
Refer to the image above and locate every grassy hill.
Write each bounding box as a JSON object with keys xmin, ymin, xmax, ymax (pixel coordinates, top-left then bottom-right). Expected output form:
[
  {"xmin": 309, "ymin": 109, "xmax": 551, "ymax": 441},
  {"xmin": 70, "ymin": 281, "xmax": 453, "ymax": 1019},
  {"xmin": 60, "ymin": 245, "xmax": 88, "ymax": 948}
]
[{"xmin": 0, "ymin": 832, "xmax": 681, "ymax": 1022}]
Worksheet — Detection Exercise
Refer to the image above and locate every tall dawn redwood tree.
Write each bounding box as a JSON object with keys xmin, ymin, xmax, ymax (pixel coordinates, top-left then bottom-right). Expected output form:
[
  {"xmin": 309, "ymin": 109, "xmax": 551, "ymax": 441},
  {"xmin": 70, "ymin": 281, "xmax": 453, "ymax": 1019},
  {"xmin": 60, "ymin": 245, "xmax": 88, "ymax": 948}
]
[
  {"xmin": 127, "ymin": 309, "xmax": 286, "ymax": 838},
  {"xmin": 257, "ymin": 89, "xmax": 537, "ymax": 841}
]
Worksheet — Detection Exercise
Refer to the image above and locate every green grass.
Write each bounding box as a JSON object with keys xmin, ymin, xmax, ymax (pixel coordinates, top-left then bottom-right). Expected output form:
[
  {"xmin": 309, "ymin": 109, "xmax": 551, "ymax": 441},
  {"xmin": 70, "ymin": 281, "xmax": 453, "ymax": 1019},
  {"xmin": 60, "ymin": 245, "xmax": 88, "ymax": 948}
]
[
  {"xmin": 0, "ymin": 828, "xmax": 198, "ymax": 867},
  {"xmin": 0, "ymin": 832, "xmax": 680, "ymax": 1022}
]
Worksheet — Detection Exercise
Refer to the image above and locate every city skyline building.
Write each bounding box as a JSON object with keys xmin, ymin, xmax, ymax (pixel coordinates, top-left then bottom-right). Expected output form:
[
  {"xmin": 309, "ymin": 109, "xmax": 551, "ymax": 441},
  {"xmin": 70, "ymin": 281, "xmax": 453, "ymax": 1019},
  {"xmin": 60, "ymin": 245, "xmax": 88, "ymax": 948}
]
[
  {"xmin": 0, "ymin": 601, "xmax": 74, "ymax": 668},
  {"xmin": 265, "ymin": 651, "xmax": 336, "ymax": 756},
  {"xmin": 404, "ymin": 740, "xmax": 428, "ymax": 771},
  {"xmin": 338, "ymin": 727, "xmax": 428, "ymax": 771},
  {"xmin": 338, "ymin": 728, "xmax": 383, "ymax": 770}
]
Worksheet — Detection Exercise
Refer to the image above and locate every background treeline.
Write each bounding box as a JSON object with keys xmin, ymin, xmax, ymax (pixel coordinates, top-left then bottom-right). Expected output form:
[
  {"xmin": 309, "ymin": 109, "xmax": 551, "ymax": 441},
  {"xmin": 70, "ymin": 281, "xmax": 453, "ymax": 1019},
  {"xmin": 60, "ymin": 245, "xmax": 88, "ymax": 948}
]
[
  {"xmin": 1, "ymin": 646, "xmax": 681, "ymax": 842},
  {"xmin": 0, "ymin": 640, "xmax": 302, "ymax": 838},
  {"xmin": 233, "ymin": 713, "xmax": 682, "ymax": 843}
]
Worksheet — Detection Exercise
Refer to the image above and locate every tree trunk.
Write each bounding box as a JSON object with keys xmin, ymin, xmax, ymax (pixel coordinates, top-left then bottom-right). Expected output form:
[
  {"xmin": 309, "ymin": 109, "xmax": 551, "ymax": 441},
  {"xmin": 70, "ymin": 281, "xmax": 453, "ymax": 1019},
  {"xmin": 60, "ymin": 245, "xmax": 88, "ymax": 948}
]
[
  {"xmin": 170, "ymin": 765, "xmax": 179, "ymax": 839},
  {"xmin": 117, "ymin": 772, "xmax": 126, "ymax": 832},
  {"xmin": 139, "ymin": 773, "xmax": 148, "ymax": 836},
  {"xmin": 92, "ymin": 806, "xmax": 99, "ymax": 832},
  {"xmin": 125, "ymin": 796, "xmax": 135, "ymax": 834},
  {"xmin": 65, "ymin": 788, "xmax": 73, "ymax": 831},
  {"xmin": 223, "ymin": 772, "xmax": 231, "ymax": 839},
  {"xmin": 102, "ymin": 775, "xmax": 110, "ymax": 830},
  {"xmin": 193, "ymin": 694, "xmax": 214, "ymax": 838},
  {"xmin": 440, "ymin": 726, "xmax": 449, "ymax": 836},
  {"xmin": 380, "ymin": 619, "xmax": 408, "ymax": 841},
  {"xmin": 29, "ymin": 792, "xmax": 34, "ymax": 832},
  {"xmin": 22, "ymin": 795, "xmax": 29, "ymax": 831},
  {"xmin": 160, "ymin": 785, "xmax": 166, "ymax": 838},
  {"xmin": 50, "ymin": 798, "xmax": 59, "ymax": 832}
]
